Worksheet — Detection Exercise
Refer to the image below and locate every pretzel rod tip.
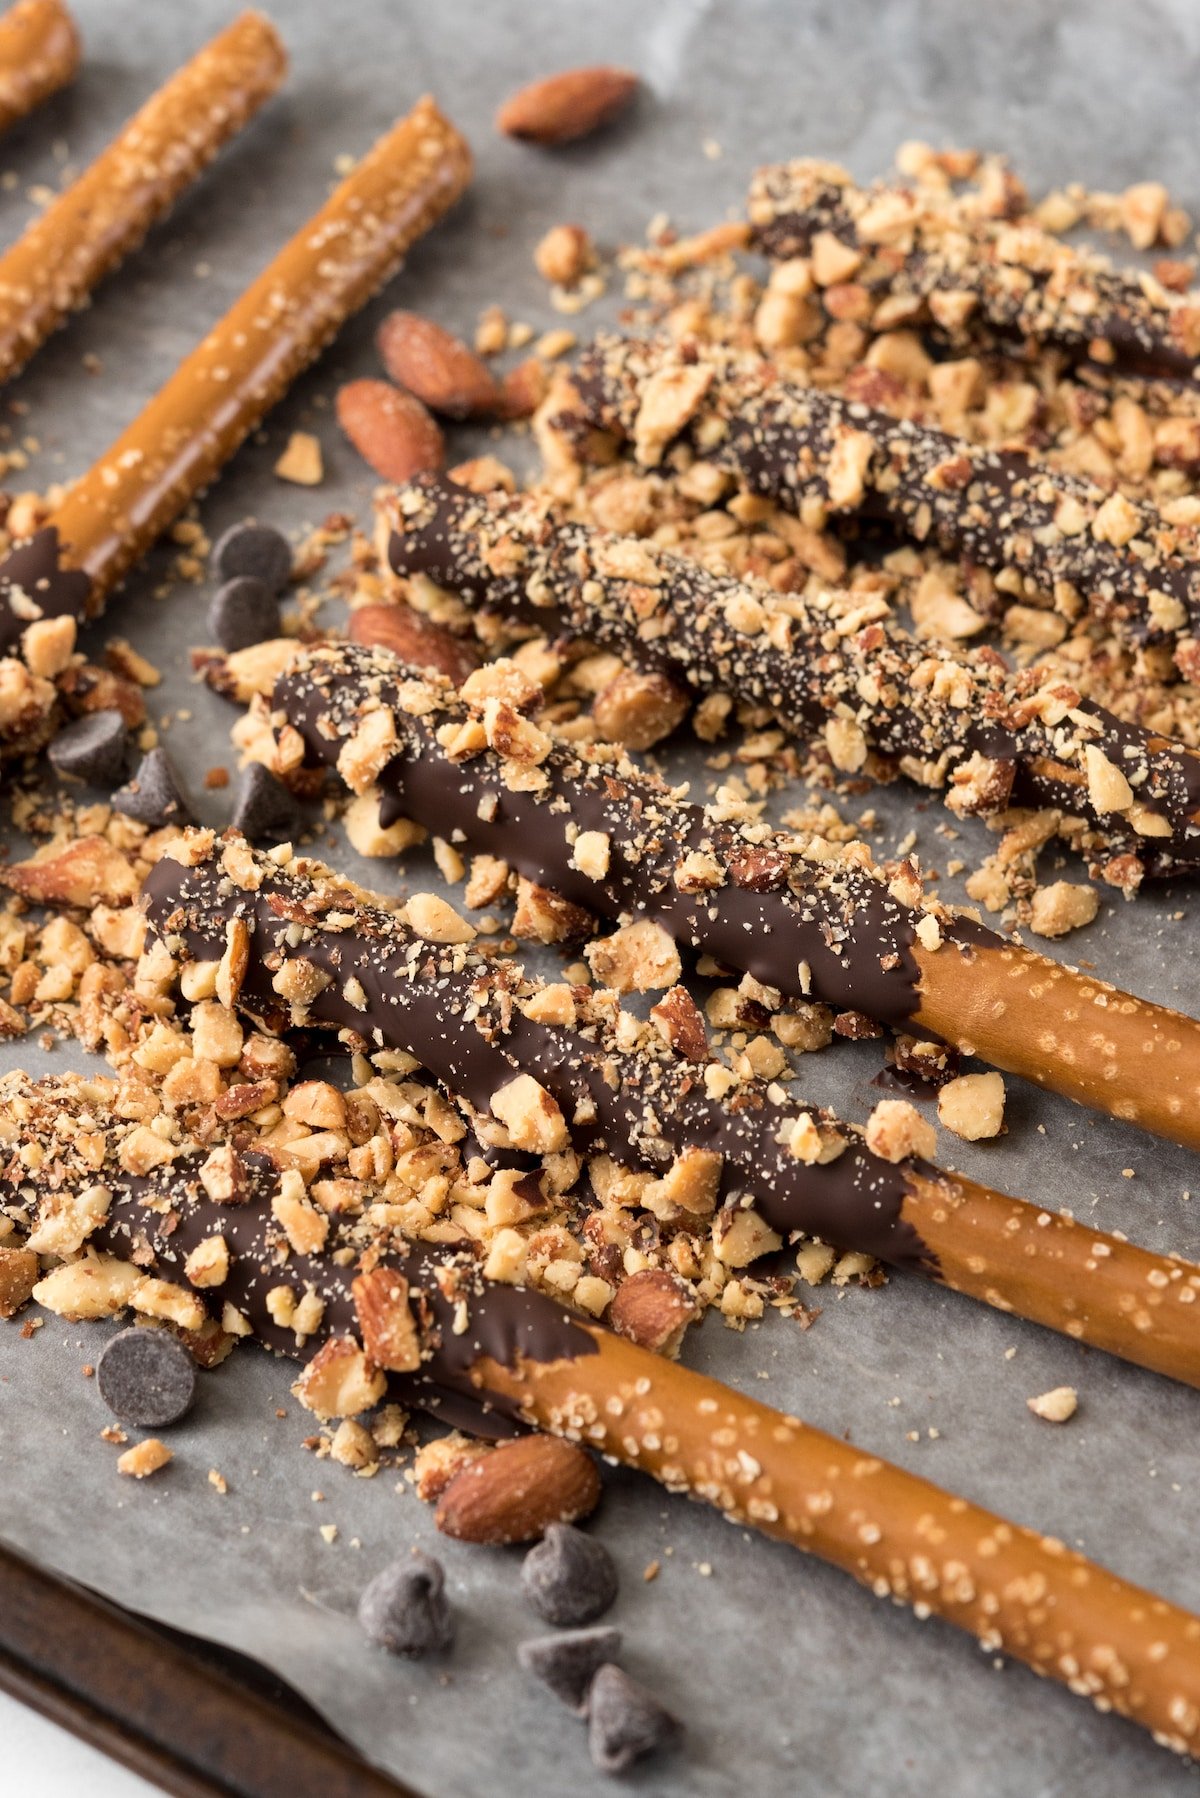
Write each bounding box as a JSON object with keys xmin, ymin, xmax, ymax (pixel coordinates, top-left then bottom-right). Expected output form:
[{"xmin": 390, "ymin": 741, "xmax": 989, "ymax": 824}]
[
  {"xmin": 0, "ymin": 0, "xmax": 79, "ymax": 136},
  {"xmin": 0, "ymin": 11, "xmax": 287, "ymax": 390},
  {"xmin": 0, "ymin": 91, "xmax": 470, "ymax": 665}
]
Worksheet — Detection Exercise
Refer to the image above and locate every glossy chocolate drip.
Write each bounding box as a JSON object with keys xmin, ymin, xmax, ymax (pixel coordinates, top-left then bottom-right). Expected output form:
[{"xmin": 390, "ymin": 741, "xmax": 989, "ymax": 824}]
[
  {"xmin": 748, "ymin": 165, "xmax": 1200, "ymax": 380},
  {"xmin": 386, "ymin": 475, "xmax": 1200, "ymax": 879},
  {"xmin": 569, "ymin": 337, "xmax": 1200, "ymax": 654},
  {"xmin": 0, "ymin": 525, "xmax": 94, "ymax": 654},
  {"xmin": 276, "ymin": 643, "xmax": 926, "ymax": 1026},
  {"xmin": 0, "ymin": 1123, "xmax": 595, "ymax": 1439},
  {"xmin": 143, "ymin": 844, "xmax": 931, "ymax": 1272}
]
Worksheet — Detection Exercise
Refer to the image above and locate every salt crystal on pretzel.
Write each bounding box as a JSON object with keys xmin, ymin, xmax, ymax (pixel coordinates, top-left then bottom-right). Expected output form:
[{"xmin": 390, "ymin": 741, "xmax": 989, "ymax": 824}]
[
  {"xmin": 140, "ymin": 832, "xmax": 1200, "ymax": 1390},
  {"xmin": 0, "ymin": 12, "xmax": 287, "ymax": 388},
  {"xmin": 748, "ymin": 158, "xmax": 1200, "ymax": 380},
  {"xmin": 272, "ymin": 637, "xmax": 1200, "ymax": 1158},
  {"xmin": 5, "ymin": 1064, "xmax": 1200, "ymax": 1755},
  {"xmin": 0, "ymin": 91, "xmax": 471, "ymax": 744},
  {"xmin": 0, "ymin": 0, "xmax": 78, "ymax": 136}
]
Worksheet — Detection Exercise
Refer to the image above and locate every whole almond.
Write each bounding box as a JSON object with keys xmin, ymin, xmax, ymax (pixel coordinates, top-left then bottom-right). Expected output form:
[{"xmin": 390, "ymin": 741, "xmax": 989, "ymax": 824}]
[
  {"xmin": 349, "ymin": 603, "xmax": 480, "ymax": 687},
  {"xmin": 608, "ymin": 1269, "xmax": 699, "ymax": 1357},
  {"xmin": 496, "ymin": 356, "xmax": 550, "ymax": 421},
  {"xmin": 377, "ymin": 311, "xmax": 502, "ymax": 420},
  {"xmin": 336, "ymin": 380, "xmax": 444, "ymax": 483},
  {"xmin": 496, "ymin": 67, "xmax": 638, "ymax": 146},
  {"xmin": 435, "ymin": 1433, "xmax": 601, "ymax": 1545}
]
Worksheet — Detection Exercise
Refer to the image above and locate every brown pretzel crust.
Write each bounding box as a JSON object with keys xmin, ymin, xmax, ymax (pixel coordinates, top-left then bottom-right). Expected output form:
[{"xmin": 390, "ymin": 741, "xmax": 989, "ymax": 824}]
[
  {"xmin": 0, "ymin": 12, "xmax": 286, "ymax": 388},
  {"xmin": 485, "ymin": 1329, "xmax": 1200, "ymax": 1752},
  {"xmin": 0, "ymin": 0, "xmax": 78, "ymax": 135},
  {"xmin": 901, "ymin": 1167, "xmax": 1200, "ymax": 1381},
  {"xmin": 913, "ymin": 935, "xmax": 1200, "ymax": 1148},
  {"xmin": 47, "ymin": 93, "xmax": 470, "ymax": 606}
]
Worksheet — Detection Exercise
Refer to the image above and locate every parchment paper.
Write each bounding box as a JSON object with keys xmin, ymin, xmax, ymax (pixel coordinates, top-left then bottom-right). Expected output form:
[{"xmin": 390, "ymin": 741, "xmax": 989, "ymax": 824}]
[{"xmin": 4, "ymin": 2, "xmax": 1200, "ymax": 1793}]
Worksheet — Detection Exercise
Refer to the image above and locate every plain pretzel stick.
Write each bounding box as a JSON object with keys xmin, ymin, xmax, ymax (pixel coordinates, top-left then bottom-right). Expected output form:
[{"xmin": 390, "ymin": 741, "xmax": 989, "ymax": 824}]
[
  {"xmin": 0, "ymin": 92, "xmax": 471, "ymax": 663},
  {"xmin": 274, "ymin": 639, "xmax": 1200, "ymax": 1155},
  {"xmin": 0, "ymin": 12, "xmax": 287, "ymax": 388},
  {"xmin": 564, "ymin": 335, "xmax": 1200, "ymax": 676},
  {"xmin": 141, "ymin": 834, "xmax": 1200, "ymax": 1389},
  {"xmin": 748, "ymin": 158, "xmax": 1200, "ymax": 379},
  {"xmin": 5, "ymin": 1067, "xmax": 1200, "ymax": 1755},
  {"xmin": 0, "ymin": 0, "xmax": 77, "ymax": 136}
]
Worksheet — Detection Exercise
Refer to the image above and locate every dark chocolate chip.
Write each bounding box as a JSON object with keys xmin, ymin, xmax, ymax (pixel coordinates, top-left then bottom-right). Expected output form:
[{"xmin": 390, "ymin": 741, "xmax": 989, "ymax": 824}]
[
  {"xmin": 112, "ymin": 748, "xmax": 191, "ymax": 829},
  {"xmin": 587, "ymin": 1664, "xmax": 679, "ymax": 1775},
  {"xmin": 48, "ymin": 709, "xmax": 127, "ymax": 785},
  {"xmin": 96, "ymin": 1326, "xmax": 196, "ymax": 1428},
  {"xmin": 231, "ymin": 763, "xmax": 302, "ymax": 842},
  {"xmin": 211, "ymin": 521, "xmax": 292, "ymax": 595},
  {"xmin": 357, "ymin": 1552, "xmax": 454, "ymax": 1657},
  {"xmin": 208, "ymin": 576, "xmax": 282, "ymax": 654},
  {"xmin": 521, "ymin": 1522, "xmax": 618, "ymax": 1626},
  {"xmin": 518, "ymin": 1627, "xmax": 621, "ymax": 1715}
]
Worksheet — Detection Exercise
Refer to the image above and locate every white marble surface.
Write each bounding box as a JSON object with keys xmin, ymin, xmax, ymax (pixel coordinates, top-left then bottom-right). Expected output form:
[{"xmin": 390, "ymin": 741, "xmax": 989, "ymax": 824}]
[{"xmin": 0, "ymin": 1691, "xmax": 158, "ymax": 1797}]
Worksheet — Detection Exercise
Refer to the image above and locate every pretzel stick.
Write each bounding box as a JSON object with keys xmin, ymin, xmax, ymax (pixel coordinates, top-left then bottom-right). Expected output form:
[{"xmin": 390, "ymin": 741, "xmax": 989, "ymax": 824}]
[
  {"xmin": 5, "ymin": 1069, "xmax": 1200, "ymax": 1754},
  {"xmin": 141, "ymin": 834, "xmax": 1200, "ymax": 1387},
  {"xmin": 273, "ymin": 639, "xmax": 1200, "ymax": 1154},
  {"xmin": 384, "ymin": 474, "xmax": 1200, "ymax": 893},
  {"xmin": 564, "ymin": 335, "xmax": 1200, "ymax": 673},
  {"xmin": 0, "ymin": 93, "xmax": 471, "ymax": 666},
  {"xmin": 0, "ymin": 0, "xmax": 78, "ymax": 136},
  {"xmin": 748, "ymin": 159, "xmax": 1200, "ymax": 379},
  {"xmin": 0, "ymin": 13, "xmax": 286, "ymax": 389}
]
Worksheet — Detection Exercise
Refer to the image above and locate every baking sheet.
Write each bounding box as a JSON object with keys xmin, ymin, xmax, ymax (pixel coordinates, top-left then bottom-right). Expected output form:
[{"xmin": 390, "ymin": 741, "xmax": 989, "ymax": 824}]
[{"xmin": 3, "ymin": 1, "xmax": 1200, "ymax": 1792}]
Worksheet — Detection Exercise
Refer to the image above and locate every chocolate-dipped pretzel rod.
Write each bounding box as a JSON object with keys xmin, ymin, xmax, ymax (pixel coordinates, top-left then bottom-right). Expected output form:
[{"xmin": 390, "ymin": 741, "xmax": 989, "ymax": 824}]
[
  {"xmin": 748, "ymin": 159, "xmax": 1200, "ymax": 380},
  {"xmin": 0, "ymin": 0, "xmax": 78, "ymax": 136},
  {"xmin": 0, "ymin": 92, "xmax": 471, "ymax": 665},
  {"xmin": 6, "ymin": 1071, "xmax": 1200, "ymax": 1754},
  {"xmin": 385, "ymin": 474, "xmax": 1200, "ymax": 889},
  {"xmin": 0, "ymin": 12, "xmax": 286, "ymax": 388},
  {"xmin": 142, "ymin": 833, "xmax": 1200, "ymax": 1387},
  {"xmin": 564, "ymin": 335, "xmax": 1200, "ymax": 669},
  {"xmin": 274, "ymin": 639, "xmax": 1200, "ymax": 1153}
]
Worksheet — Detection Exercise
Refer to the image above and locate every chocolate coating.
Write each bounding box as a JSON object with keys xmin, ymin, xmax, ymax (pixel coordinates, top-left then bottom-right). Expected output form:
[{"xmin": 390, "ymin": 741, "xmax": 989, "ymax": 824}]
[
  {"xmin": 0, "ymin": 525, "xmax": 94, "ymax": 656},
  {"xmin": 568, "ymin": 335, "xmax": 1200, "ymax": 662},
  {"xmin": 748, "ymin": 162, "xmax": 1200, "ymax": 380},
  {"xmin": 142, "ymin": 842, "xmax": 930, "ymax": 1273},
  {"xmin": 386, "ymin": 474, "xmax": 1200, "ymax": 882},
  {"xmin": 277, "ymin": 642, "xmax": 929, "ymax": 1027},
  {"xmin": 0, "ymin": 1114, "xmax": 595, "ymax": 1440}
]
